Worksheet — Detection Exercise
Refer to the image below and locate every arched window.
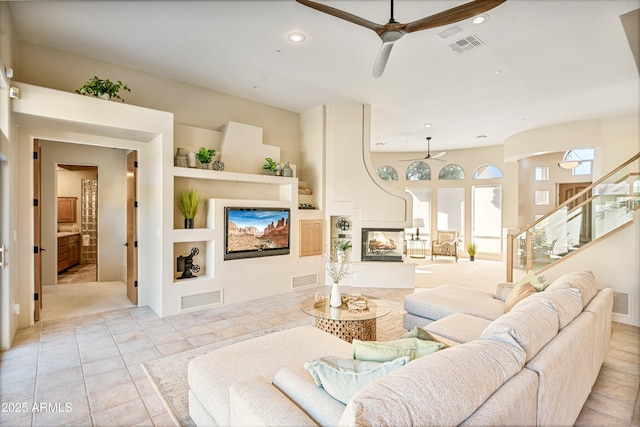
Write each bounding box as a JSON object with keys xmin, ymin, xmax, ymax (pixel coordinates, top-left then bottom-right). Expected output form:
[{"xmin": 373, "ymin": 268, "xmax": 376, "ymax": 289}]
[
  {"xmin": 376, "ymin": 166, "xmax": 398, "ymax": 181},
  {"xmin": 473, "ymin": 165, "xmax": 502, "ymax": 179},
  {"xmin": 406, "ymin": 161, "xmax": 431, "ymax": 181},
  {"xmin": 438, "ymin": 164, "xmax": 465, "ymax": 180}
]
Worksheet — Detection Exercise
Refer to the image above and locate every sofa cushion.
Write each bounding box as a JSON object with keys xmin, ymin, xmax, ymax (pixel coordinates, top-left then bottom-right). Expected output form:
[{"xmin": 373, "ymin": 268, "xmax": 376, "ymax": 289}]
[
  {"xmin": 424, "ymin": 313, "xmax": 492, "ymax": 344},
  {"xmin": 527, "ymin": 287, "xmax": 583, "ymax": 328},
  {"xmin": 273, "ymin": 366, "xmax": 346, "ymax": 426},
  {"xmin": 495, "ymin": 282, "xmax": 515, "ymax": 301},
  {"xmin": 504, "ymin": 282, "xmax": 537, "ymax": 313},
  {"xmin": 187, "ymin": 325, "xmax": 352, "ymax": 426},
  {"xmin": 505, "ymin": 271, "xmax": 544, "ymax": 306},
  {"xmin": 546, "ymin": 270, "xmax": 597, "ymax": 308},
  {"xmin": 352, "ymin": 338, "xmax": 444, "ymax": 362},
  {"xmin": 228, "ymin": 375, "xmax": 317, "ymax": 426},
  {"xmin": 404, "ymin": 285, "xmax": 505, "ymax": 322},
  {"xmin": 481, "ymin": 296, "xmax": 560, "ymax": 362},
  {"xmin": 304, "ymin": 356, "xmax": 410, "ymax": 404},
  {"xmin": 339, "ymin": 340, "xmax": 526, "ymax": 426}
]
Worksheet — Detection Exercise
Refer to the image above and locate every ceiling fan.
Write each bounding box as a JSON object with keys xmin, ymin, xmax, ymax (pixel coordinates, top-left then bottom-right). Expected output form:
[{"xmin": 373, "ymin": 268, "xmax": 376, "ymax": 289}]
[
  {"xmin": 296, "ymin": 0, "xmax": 506, "ymax": 78},
  {"xmin": 400, "ymin": 137, "xmax": 446, "ymax": 161}
]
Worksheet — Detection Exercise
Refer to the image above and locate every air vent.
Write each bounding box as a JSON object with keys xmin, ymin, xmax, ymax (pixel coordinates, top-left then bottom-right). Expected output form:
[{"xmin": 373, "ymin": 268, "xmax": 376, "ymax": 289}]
[
  {"xmin": 292, "ymin": 274, "xmax": 318, "ymax": 289},
  {"xmin": 181, "ymin": 290, "xmax": 222, "ymax": 311},
  {"xmin": 449, "ymin": 35, "xmax": 484, "ymax": 53},
  {"xmin": 613, "ymin": 292, "xmax": 629, "ymax": 315},
  {"xmin": 438, "ymin": 25, "xmax": 463, "ymax": 39}
]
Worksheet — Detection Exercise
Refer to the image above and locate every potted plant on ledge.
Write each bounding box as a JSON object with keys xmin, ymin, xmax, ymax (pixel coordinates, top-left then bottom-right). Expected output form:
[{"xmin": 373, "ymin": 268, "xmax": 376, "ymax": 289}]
[
  {"xmin": 466, "ymin": 242, "xmax": 477, "ymax": 261},
  {"xmin": 263, "ymin": 157, "xmax": 279, "ymax": 175},
  {"xmin": 75, "ymin": 76, "xmax": 131, "ymax": 102},
  {"xmin": 178, "ymin": 189, "xmax": 201, "ymax": 229},
  {"xmin": 196, "ymin": 147, "xmax": 215, "ymax": 169}
]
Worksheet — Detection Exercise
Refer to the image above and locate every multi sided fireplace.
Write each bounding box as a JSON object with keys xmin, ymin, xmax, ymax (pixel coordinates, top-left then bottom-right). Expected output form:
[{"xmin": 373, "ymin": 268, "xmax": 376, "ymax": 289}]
[{"xmin": 361, "ymin": 228, "xmax": 404, "ymax": 262}]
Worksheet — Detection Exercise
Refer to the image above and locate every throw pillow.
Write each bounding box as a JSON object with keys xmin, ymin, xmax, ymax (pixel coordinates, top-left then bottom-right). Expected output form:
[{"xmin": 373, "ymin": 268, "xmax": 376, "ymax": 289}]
[
  {"xmin": 401, "ymin": 326, "xmax": 437, "ymax": 341},
  {"xmin": 353, "ymin": 338, "xmax": 444, "ymax": 362},
  {"xmin": 503, "ymin": 282, "xmax": 537, "ymax": 313},
  {"xmin": 304, "ymin": 355, "xmax": 410, "ymax": 404},
  {"xmin": 505, "ymin": 270, "xmax": 545, "ymax": 303}
]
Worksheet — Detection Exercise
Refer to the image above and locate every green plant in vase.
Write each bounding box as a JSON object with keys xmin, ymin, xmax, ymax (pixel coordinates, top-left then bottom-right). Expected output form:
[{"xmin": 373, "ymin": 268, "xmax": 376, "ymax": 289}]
[
  {"xmin": 466, "ymin": 242, "xmax": 477, "ymax": 261},
  {"xmin": 333, "ymin": 239, "xmax": 352, "ymax": 253},
  {"xmin": 196, "ymin": 147, "xmax": 215, "ymax": 169},
  {"xmin": 75, "ymin": 76, "xmax": 131, "ymax": 102},
  {"xmin": 177, "ymin": 189, "xmax": 201, "ymax": 229},
  {"xmin": 263, "ymin": 157, "xmax": 279, "ymax": 174}
]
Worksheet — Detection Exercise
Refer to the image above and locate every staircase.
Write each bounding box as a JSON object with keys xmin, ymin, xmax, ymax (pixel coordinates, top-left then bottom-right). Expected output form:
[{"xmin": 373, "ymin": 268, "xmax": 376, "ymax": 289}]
[{"xmin": 506, "ymin": 153, "xmax": 640, "ymax": 282}]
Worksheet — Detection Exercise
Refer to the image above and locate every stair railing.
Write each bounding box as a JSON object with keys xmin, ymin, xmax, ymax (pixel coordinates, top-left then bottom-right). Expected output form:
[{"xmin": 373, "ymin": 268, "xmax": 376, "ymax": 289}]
[{"xmin": 506, "ymin": 152, "xmax": 640, "ymax": 282}]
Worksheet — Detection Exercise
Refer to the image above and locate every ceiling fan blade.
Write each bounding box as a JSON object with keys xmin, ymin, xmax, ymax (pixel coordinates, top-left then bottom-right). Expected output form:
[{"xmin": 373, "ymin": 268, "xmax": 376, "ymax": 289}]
[
  {"xmin": 373, "ymin": 42, "xmax": 394, "ymax": 78},
  {"xmin": 296, "ymin": 0, "xmax": 384, "ymax": 33},
  {"xmin": 432, "ymin": 151, "xmax": 446, "ymax": 159},
  {"xmin": 404, "ymin": 0, "xmax": 506, "ymax": 33},
  {"xmin": 399, "ymin": 157, "xmax": 427, "ymax": 161}
]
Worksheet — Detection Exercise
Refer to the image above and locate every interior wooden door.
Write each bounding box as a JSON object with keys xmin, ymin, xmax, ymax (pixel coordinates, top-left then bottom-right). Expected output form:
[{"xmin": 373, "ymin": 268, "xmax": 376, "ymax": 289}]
[
  {"xmin": 126, "ymin": 151, "xmax": 138, "ymax": 305},
  {"xmin": 558, "ymin": 182, "xmax": 592, "ymax": 245},
  {"xmin": 33, "ymin": 140, "xmax": 42, "ymax": 321}
]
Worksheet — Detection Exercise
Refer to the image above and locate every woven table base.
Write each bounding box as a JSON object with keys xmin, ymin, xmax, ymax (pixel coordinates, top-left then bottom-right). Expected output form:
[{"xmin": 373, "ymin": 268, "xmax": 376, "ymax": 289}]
[{"xmin": 315, "ymin": 317, "xmax": 376, "ymax": 343}]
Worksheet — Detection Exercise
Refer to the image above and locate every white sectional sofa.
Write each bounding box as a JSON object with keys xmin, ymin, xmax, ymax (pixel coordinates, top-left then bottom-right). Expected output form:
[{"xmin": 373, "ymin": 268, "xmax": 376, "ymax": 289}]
[{"xmin": 188, "ymin": 271, "xmax": 613, "ymax": 426}]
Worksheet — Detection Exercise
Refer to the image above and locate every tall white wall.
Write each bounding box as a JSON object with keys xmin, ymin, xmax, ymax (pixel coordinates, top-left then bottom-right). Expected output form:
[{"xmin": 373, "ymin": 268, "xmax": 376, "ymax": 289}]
[
  {"xmin": 16, "ymin": 41, "xmax": 300, "ymax": 166},
  {"xmin": 0, "ymin": 1, "xmax": 20, "ymax": 349}
]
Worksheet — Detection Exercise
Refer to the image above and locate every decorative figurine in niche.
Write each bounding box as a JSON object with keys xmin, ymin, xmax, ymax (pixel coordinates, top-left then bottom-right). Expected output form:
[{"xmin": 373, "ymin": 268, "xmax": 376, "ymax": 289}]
[
  {"xmin": 335, "ymin": 217, "xmax": 350, "ymax": 238},
  {"xmin": 177, "ymin": 247, "xmax": 200, "ymax": 279}
]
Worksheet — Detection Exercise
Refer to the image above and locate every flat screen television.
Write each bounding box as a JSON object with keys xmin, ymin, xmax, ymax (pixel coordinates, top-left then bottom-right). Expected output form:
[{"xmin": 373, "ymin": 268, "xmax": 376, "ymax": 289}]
[{"xmin": 224, "ymin": 207, "xmax": 291, "ymax": 260}]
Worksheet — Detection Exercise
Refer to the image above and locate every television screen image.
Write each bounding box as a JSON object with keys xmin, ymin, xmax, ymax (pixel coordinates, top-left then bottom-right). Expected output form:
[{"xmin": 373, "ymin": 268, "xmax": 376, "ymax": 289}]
[{"xmin": 224, "ymin": 207, "xmax": 291, "ymax": 260}]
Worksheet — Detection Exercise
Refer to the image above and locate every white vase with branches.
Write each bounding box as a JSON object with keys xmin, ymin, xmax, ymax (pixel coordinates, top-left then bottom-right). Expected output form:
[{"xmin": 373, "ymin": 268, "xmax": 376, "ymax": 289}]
[{"xmin": 324, "ymin": 247, "xmax": 354, "ymax": 308}]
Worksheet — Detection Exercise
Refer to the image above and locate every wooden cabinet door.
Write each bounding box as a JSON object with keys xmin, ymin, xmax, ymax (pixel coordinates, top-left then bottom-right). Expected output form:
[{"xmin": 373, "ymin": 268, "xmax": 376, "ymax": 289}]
[
  {"xmin": 300, "ymin": 219, "xmax": 323, "ymax": 257},
  {"xmin": 68, "ymin": 238, "xmax": 80, "ymax": 267},
  {"xmin": 58, "ymin": 197, "xmax": 77, "ymax": 223}
]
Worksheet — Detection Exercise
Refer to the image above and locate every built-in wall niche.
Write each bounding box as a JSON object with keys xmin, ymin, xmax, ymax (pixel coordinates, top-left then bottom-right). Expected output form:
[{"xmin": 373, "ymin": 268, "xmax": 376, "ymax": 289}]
[
  {"xmin": 173, "ymin": 241, "xmax": 208, "ymax": 282},
  {"xmin": 173, "ymin": 174, "xmax": 295, "ymax": 230}
]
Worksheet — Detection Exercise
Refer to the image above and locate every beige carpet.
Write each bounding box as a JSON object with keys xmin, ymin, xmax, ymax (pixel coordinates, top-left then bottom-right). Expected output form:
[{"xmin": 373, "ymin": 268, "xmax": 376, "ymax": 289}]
[
  {"xmin": 40, "ymin": 281, "xmax": 134, "ymax": 321},
  {"xmin": 411, "ymin": 258, "xmax": 506, "ymax": 293},
  {"xmin": 143, "ymin": 300, "xmax": 408, "ymax": 427}
]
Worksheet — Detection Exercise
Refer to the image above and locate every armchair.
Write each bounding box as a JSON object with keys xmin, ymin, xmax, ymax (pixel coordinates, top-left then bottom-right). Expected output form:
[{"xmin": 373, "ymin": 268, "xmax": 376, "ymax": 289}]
[{"xmin": 431, "ymin": 230, "xmax": 459, "ymax": 262}]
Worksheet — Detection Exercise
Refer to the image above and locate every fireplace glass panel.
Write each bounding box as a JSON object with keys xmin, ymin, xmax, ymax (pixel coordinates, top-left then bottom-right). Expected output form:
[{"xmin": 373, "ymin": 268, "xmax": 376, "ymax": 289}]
[{"xmin": 361, "ymin": 228, "xmax": 404, "ymax": 262}]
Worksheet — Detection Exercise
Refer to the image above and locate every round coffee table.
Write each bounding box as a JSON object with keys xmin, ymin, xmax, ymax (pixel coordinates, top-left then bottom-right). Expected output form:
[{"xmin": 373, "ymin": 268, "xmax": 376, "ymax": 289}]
[{"xmin": 300, "ymin": 295, "xmax": 392, "ymax": 343}]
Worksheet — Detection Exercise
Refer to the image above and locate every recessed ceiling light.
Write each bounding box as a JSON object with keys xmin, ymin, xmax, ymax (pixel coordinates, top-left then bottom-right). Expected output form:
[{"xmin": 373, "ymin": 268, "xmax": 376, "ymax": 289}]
[
  {"xmin": 424, "ymin": 123, "xmax": 432, "ymax": 128},
  {"xmin": 288, "ymin": 32, "xmax": 306, "ymax": 43},
  {"xmin": 472, "ymin": 14, "xmax": 489, "ymax": 24}
]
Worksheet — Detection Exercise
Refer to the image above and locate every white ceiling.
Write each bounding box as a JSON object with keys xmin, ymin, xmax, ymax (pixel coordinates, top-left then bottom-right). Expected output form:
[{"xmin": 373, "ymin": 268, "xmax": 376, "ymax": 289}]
[{"xmin": 8, "ymin": 1, "xmax": 640, "ymax": 153}]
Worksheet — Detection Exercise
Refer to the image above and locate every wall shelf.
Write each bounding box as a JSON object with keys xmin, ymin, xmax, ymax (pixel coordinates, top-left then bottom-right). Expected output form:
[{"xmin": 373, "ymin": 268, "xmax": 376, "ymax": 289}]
[
  {"xmin": 173, "ymin": 166, "xmax": 297, "ymax": 186},
  {"xmin": 172, "ymin": 228, "xmax": 215, "ymax": 242}
]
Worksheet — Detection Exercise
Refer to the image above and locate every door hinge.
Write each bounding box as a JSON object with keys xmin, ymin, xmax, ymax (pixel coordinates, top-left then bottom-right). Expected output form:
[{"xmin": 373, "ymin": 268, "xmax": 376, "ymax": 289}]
[
  {"xmin": 134, "ymin": 161, "xmax": 138, "ymax": 168},
  {"xmin": 134, "ymin": 241, "xmax": 138, "ymax": 248},
  {"xmin": 34, "ymin": 246, "xmax": 39, "ymax": 254},
  {"xmin": 134, "ymin": 201, "xmax": 138, "ymax": 208},
  {"xmin": 33, "ymin": 151, "xmax": 38, "ymax": 160},
  {"xmin": 34, "ymin": 293, "xmax": 39, "ymax": 301},
  {"xmin": 34, "ymin": 199, "xmax": 39, "ymax": 207},
  {"xmin": 134, "ymin": 281, "xmax": 138, "ymax": 288}
]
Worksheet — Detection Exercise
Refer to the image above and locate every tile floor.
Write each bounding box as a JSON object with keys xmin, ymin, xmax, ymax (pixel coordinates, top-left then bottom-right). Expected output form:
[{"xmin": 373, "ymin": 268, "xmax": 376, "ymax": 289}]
[
  {"xmin": 1, "ymin": 286, "xmax": 639, "ymax": 427},
  {"xmin": 58, "ymin": 264, "xmax": 97, "ymax": 284}
]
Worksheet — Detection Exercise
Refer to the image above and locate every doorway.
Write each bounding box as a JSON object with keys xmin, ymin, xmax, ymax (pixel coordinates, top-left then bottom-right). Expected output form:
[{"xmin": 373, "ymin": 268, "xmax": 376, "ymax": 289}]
[
  {"xmin": 35, "ymin": 141, "xmax": 137, "ymax": 322},
  {"xmin": 57, "ymin": 165, "xmax": 98, "ymax": 284}
]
